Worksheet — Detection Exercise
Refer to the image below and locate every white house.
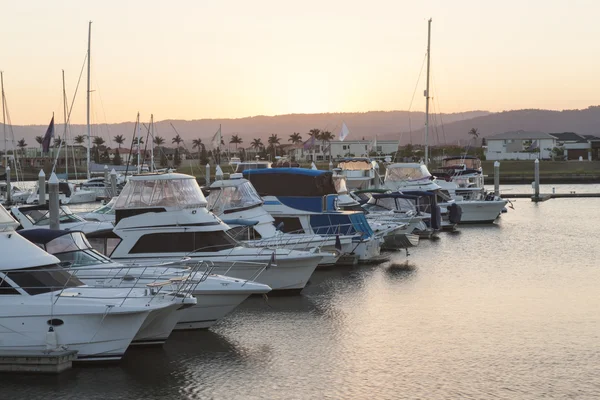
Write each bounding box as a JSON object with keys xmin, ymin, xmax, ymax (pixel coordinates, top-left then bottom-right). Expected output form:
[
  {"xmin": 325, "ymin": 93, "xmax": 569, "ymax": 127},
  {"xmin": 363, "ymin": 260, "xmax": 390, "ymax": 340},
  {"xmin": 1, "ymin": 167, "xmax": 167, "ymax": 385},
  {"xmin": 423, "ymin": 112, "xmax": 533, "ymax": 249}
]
[
  {"xmin": 288, "ymin": 140, "xmax": 400, "ymax": 161},
  {"xmin": 485, "ymin": 131, "xmax": 556, "ymax": 160}
]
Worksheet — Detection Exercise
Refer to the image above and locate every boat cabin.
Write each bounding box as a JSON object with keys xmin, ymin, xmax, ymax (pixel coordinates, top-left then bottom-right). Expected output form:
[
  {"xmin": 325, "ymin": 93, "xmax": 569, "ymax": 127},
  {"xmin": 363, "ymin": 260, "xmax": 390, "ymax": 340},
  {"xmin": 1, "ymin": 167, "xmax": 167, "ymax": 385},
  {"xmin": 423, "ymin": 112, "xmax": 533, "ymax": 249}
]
[{"xmin": 207, "ymin": 178, "xmax": 263, "ymax": 216}]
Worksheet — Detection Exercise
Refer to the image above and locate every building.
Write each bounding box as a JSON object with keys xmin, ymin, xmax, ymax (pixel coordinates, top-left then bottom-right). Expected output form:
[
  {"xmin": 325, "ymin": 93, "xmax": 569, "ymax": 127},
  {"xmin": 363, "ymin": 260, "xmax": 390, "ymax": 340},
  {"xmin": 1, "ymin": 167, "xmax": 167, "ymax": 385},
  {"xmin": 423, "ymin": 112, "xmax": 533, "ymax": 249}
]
[
  {"xmin": 485, "ymin": 131, "xmax": 556, "ymax": 160},
  {"xmin": 288, "ymin": 140, "xmax": 400, "ymax": 162}
]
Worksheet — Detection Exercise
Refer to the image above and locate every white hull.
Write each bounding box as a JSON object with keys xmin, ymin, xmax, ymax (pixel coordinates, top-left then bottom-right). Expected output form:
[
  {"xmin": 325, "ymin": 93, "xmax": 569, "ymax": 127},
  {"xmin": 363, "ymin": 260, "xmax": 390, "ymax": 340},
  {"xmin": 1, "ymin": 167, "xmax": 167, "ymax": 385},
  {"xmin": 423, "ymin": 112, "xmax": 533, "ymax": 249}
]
[
  {"xmin": 175, "ymin": 292, "xmax": 254, "ymax": 330},
  {"xmin": 27, "ymin": 190, "xmax": 97, "ymax": 205},
  {"xmin": 0, "ymin": 309, "xmax": 150, "ymax": 362},
  {"xmin": 131, "ymin": 303, "xmax": 183, "ymax": 346},
  {"xmin": 451, "ymin": 200, "xmax": 506, "ymax": 223}
]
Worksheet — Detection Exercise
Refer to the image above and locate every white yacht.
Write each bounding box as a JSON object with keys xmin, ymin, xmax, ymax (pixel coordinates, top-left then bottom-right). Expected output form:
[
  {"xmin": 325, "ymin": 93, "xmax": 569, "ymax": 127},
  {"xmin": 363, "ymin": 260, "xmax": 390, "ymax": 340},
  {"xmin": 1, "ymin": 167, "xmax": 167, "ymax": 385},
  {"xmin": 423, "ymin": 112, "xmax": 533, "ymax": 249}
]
[
  {"xmin": 19, "ymin": 228, "xmax": 270, "ymax": 332},
  {"xmin": 336, "ymin": 158, "xmax": 381, "ymax": 190},
  {"xmin": 242, "ymin": 168, "xmax": 386, "ymax": 263},
  {"xmin": 207, "ymin": 175, "xmax": 341, "ymax": 266},
  {"xmin": 10, "ymin": 203, "xmax": 114, "ymax": 234},
  {"xmin": 96, "ymin": 172, "xmax": 323, "ymax": 293},
  {"xmin": 26, "ymin": 181, "xmax": 97, "ymax": 205},
  {"xmin": 0, "ymin": 205, "xmax": 189, "ymax": 361},
  {"xmin": 384, "ymin": 163, "xmax": 506, "ymax": 224}
]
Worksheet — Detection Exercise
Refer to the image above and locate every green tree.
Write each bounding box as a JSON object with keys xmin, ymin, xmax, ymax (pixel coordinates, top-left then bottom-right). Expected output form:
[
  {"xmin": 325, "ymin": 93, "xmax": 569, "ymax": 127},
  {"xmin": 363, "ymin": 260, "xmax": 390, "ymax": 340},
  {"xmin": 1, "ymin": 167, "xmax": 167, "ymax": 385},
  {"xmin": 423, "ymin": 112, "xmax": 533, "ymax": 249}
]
[
  {"xmin": 174, "ymin": 148, "xmax": 182, "ymax": 167},
  {"xmin": 101, "ymin": 148, "xmax": 110, "ymax": 163},
  {"xmin": 113, "ymin": 134, "xmax": 125, "ymax": 150},
  {"xmin": 229, "ymin": 134, "xmax": 243, "ymax": 151},
  {"xmin": 74, "ymin": 135, "xmax": 85, "ymax": 145},
  {"xmin": 53, "ymin": 136, "xmax": 62, "ymax": 148},
  {"xmin": 468, "ymin": 128, "xmax": 479, "ymax": 145},
  {"xmin": 289, "ymin": 132, "xmax": 302, "ymax": 144},
  {"xmin": 133, "ymin": 137, "xmax": 144, "ymax": 146},
  {"xmin": 317, "ymin": 130, "xmax": 334, "ymax": 161},
  {"xmin": 17, "ymin": 138, "xmax": 27, "ymax": 156},
  {"xmin": 172, "ymin": 134, "xmax": 183, "ymax": 147},
  {"xmin": 154, "ymin": 136, "xmax": 165, "ymax": 146},
  {"xmin": 160, "ymin": 151, "xmax": 168, "ymax": 167},
  {"xmin": 267, "ymin": 134, "xmax": 280, "ymax": 159},
  {"xmin": 113, "ymin": 150, "xmax": 122, "ymax": 166},
  {"xmin": 92, "ymin": 136, "xmax": 105, "ymax": 164},
  {"xmin": 251, "ymin": 138, "xmax": 263, "ymax": 150}
]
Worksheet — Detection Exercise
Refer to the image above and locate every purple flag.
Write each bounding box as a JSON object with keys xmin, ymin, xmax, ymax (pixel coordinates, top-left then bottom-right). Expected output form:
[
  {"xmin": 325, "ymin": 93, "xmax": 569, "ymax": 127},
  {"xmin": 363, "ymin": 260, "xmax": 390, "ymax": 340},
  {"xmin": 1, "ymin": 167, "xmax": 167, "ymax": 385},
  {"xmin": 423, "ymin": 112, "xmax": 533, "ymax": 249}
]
[
  {"xmin": 303, "ymin": 135, "xmax": 315, "ymax": 150},
  {"xmin": 41, "ymin": 116, "xmax": 55, "ymax": 153}
]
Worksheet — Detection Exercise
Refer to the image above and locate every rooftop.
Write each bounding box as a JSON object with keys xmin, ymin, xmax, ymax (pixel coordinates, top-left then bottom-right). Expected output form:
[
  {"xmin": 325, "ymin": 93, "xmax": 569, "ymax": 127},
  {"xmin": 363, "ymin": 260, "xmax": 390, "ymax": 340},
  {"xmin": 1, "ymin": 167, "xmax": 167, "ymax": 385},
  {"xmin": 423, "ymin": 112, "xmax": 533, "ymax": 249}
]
[{"xmin": 486, "ymin": 130, "xmax": 556, "ymax": 140}]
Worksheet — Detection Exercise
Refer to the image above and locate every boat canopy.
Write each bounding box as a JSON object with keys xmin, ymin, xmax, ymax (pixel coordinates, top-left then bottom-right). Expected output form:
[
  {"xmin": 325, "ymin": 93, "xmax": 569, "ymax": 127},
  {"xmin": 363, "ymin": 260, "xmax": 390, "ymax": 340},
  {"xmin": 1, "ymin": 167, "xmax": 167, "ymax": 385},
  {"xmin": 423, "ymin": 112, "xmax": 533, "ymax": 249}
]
[
  {"xmin": 235, "ymin": 161, "xmax": 272, "ymax": 173},
  {"xmin": 442, "ymin": 156, "xmax": 481, "ymax": 170},
  {"xmin": 207, "ymin": 179, "xmax": 263, "ymax": 215},
  {"xmin": 114, "ymin": 173, "xmax": 207, "ymax": 209},
  {"xmin": 243, "ymin": 168, "xmax": 337, "ymax": 197},
  {"xmin": 337, "ymin": 158, "xmax": 375, "ymax": 170},
  {"xmin": 384, "ymin": 163, "xmax": 432, "ymax": 182}
]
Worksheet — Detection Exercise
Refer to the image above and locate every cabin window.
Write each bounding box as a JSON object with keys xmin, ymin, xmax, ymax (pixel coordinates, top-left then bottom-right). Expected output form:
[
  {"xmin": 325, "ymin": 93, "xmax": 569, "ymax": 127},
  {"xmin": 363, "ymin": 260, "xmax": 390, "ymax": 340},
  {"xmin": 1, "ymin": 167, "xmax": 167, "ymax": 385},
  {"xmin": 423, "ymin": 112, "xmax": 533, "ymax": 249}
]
[
  {"xmin": 0, "ymin": 278, "xmax": 20, "ymax": 295},
  {"xmin": 272, "ymin": 217, "xmax": 305, "ymax": 234},
  {"xmin": 227, "ymin": 226, "xmax": 263, "ymax": 241},
  {"xmin": 5, "ymin": 265, "xmax": 83, "ymax": 295},
  {"xmin": 130, "ymin": 232, "xmax": 237, "ymax": 254}
]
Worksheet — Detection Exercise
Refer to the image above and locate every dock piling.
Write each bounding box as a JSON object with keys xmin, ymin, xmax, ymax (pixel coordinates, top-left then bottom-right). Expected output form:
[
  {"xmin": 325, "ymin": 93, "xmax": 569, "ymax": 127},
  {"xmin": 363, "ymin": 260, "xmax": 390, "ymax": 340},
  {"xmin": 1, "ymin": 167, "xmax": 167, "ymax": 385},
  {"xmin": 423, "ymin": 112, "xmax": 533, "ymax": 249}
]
[
  {"xmin": 5, "ymin": 166, "xmax": 10, "ymax": 204},
  {"xmin": 110, "ymin": 168, "xmax": 117, "ymax": 198},
  {"xmin": 48, "ymin": 172, "xmax": 60, "ymax": 230},
  {"xmin": 38, "ymin": 169, "xmax": 46, "ymax": 204},
  {"xmin": 493, "ymin": 161, "xmax": 500, "ymax": 196},
  {"xmin": 205, "ymin": 163, "xmax": 211, "ymax": 185}
]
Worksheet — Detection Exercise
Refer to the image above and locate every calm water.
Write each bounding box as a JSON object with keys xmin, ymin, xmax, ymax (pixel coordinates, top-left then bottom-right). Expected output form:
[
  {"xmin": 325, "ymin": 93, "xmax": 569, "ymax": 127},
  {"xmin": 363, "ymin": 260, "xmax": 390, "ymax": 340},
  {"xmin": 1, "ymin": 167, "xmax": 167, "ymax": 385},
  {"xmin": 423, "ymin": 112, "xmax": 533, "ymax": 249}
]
[{"xmin": 4, "ymin": 187, "xmax": 600, "ymax": 399}]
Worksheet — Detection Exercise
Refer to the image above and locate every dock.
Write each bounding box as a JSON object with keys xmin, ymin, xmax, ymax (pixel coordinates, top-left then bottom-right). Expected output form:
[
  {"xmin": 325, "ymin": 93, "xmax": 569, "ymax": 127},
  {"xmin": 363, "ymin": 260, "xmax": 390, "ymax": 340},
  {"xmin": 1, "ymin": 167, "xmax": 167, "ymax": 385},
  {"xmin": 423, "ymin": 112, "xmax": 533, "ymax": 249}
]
[
  {"xmin": 0, "ymin": 350, "xmax": 78, "ymax": 374},
  {"xmin": 501, "ymin": 193, "xmax": 600, "ymax": 202}
]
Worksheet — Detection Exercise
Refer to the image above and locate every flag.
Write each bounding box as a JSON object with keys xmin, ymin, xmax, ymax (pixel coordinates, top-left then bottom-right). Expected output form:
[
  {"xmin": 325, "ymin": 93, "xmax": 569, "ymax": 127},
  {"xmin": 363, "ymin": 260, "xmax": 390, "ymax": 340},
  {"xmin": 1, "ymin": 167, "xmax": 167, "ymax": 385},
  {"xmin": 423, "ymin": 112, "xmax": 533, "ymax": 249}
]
[
  {"xmin": 335, "ymin": 234, "xmax": 342, "ymax": 251},
  {"xmin": 41, "ymin": 116, "xmax": 55, "ymax": 153},
  {"xmin": 303, "ymin": 134, "xmax": 316, "ymax": 150},
  {"xmin": 527, "ymin": 140, "xmax": 538, "ymax": 151},
  {"xmin": 211, "ymin": 125, "xmax": 222, "ymax": 149},
  {"xmin": 368, "ymin": 136, "xmax": 378, "ymax": 153},
  {"xmin": 339, "ymin": 122, "xmax": 350, "ymax": 141}
]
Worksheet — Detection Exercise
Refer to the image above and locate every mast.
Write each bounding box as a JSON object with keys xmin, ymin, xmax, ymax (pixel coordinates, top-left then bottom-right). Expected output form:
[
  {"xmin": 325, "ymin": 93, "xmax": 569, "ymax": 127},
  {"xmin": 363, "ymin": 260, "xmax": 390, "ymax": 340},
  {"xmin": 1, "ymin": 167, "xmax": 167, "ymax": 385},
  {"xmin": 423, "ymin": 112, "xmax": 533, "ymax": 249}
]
[
  {"xmin": 136, "ymin": 112, "xmax": 141, "ymax": 174},
  {"xmin": 150, "ymin": 114, "xmax": 154, "ymax": 172},
  {"xmin": 86, "ymin": 21, "xmax": 92, "ymax": 180},
  {"xmin": 424, "ymin": 18, "xmax": 432, "ymax": 165},
  {"xmin": 62, "ymin": 70, "xmax": 68, "ymax": 180},
  {"xmin": 1, "ymin": 72, "xmax": 6, "ymax": 168}
]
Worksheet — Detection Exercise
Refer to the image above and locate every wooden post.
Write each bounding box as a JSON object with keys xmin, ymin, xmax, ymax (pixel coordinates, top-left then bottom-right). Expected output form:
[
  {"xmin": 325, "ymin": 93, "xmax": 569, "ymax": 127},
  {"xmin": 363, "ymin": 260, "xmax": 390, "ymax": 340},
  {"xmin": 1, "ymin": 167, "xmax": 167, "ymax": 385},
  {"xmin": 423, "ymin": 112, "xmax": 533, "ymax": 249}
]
[
  {"xmin": 48, "ymin": 173, "xmax": 60, "ymax": 230},
  {"xmin": 38, "ymin": 169, "xmax": 46, "ymax": 204},
  {"xmin": 494, "ymin": 161, "xmax": 500, "ymax": 197},
  {"xmin": 533, "ymin": 158, "xmax": 540, "ymax": 201},
  {"xmin": 5, "ymin": 166, "xmax": 10, "ymax": 204},
  {"xmin": 205, "ymin": 163, "xmax": 211, "ymax": 185},
  {"xmin": 110, "ymin": 168, "xmax": 117, "ymax": 198}
]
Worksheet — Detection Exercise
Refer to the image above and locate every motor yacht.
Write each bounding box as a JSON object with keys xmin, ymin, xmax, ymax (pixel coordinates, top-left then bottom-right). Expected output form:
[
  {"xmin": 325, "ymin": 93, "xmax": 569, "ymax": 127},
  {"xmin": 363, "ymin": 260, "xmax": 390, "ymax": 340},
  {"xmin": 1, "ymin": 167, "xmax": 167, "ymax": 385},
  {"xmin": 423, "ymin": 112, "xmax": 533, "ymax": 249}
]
[
  {"xmin": 336, "ymin": 158, "xmax": 381, "ymax": 190},
  {"xmin": 207, "ymin": 175, "xmax": 341, "ymax": 266},
  {"xmin": 93, "ymin": 172, "xmax": 322, "ymax": 293},
  {"xmin": 10, "ymin": 203, "xmax": 114, "ymax": 234},
  {"xmin": 26, "ymin": 181, "xmax": 96, "ymax": 205},
  {"xmin": 0, "ymin": 204, "xmax": 187, "ymax": 360}
]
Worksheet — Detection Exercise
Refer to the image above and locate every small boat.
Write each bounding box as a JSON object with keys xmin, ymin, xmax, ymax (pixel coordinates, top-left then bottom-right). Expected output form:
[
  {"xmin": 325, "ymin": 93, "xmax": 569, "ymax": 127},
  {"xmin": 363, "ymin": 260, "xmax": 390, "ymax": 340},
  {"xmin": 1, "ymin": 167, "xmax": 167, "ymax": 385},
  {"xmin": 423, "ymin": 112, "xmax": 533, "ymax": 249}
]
[
  {"xmin": 336, "ymin": 158, "xmax": 381, "ymax": 190},
  {"xmin": 26, "ymin": 181, "xmax": 96, "ymax": 205},
  {"xmin": 10, "ymin": 203, "xmax": 114, "ymax": 234}
]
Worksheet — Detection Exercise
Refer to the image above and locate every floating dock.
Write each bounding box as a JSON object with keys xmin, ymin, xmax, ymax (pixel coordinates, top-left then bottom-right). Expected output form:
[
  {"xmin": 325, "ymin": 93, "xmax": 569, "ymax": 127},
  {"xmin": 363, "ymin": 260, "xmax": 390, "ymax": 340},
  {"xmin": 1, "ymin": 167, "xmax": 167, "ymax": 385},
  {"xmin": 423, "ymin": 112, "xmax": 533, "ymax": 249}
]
[
  {"xmin": 0, "ymin": 350, "xmax": 78, "ymax": 374},
  {"xmin": 501, "ymin": 193, "xmax": 600, "ymax": 202}
]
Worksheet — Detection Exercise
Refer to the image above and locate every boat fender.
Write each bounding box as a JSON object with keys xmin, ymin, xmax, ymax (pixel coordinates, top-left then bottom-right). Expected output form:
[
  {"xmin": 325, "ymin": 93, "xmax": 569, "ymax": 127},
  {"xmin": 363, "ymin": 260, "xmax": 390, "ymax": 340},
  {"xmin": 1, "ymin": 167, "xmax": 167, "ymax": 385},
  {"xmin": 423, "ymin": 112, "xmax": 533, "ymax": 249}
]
[
  {"xmin": 430, "ymin": 205, "xmax": 442, "ymax": 230},
  {"xmin": 45, "ymin": 326, "xmax": 58, "ymax": 351},
  {"xmin": 448, "ymin": 203, "xmax": 462, "ymax": 224}
]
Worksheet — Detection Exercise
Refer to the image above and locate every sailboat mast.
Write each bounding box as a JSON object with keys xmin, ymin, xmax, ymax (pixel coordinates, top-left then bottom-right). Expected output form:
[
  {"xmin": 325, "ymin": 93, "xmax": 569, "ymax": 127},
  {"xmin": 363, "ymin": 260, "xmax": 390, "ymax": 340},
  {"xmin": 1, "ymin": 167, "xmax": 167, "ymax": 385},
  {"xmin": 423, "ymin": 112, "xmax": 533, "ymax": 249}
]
[
  {"xmin": 62, "ymin": 70, "xmax": 68, "ymax": 180},
  {"xmin": 136, "ymin": 112, "xmax": 141, "ymax": 174},
  {"xmin": 1, "ymin": 71, "xmax": 6, "ymax": 167},
  {"xmin": 150, "ymin": 114, "xmax": 154, "ymax": 173},
  {"xmin": 86, "ymin": 21, "xmax": 92, "ymax": 180},
  {"xmin": 424, "ymin": 18, "xmax": 432, "ymax": 165}
]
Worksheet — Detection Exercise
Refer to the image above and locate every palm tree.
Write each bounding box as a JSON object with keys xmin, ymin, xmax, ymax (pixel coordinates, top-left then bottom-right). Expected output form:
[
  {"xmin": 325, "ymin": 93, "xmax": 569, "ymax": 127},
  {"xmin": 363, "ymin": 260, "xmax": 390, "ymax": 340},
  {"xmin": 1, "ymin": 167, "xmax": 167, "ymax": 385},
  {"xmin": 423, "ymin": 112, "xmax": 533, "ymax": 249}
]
[
  {"xmin": 74, "ymin": 135, "xmax": 85, "ymax": 145},
  {"xmin": 251, "ymin": 138, "xmax": 263, "ymax": 150},
  {"xmin": 17, "ymin": 138, "xmax": 27, "ymax": 156},
  {"xmin": 192, "ymin": 138, "xmax": 204, "ymax": 150},
  {"xmin": 229, "ymin": 134, "xmax": 243, "ymax": 151},
  {"xmin": 53, "ymin": 136, "xmax": 62, "ymax": 148},
  {"xmin": 289, "ymin": 132, "xmax": 302, "ymax": 144},
  {"xmin": 468, "ymin": 128, "xmax": 479, "ymax": 145},
  {"xmin": 153, "ymin": 136, "xmax": 165, "ymax": 147},
  {"xmin": 35, "ymin": 136, "xmax": 43, "ymax": 151},
  {"xmin": 267, "ymin": 134, "xmax": 281, "ymax": 159},
  {"xmin": 172, "ymin": 134, "xmax": 183, "ymax": 147},
  {"xmin": 113, "ymin": 134, "xmax": 125, "ymax": 150},
  {"xmin": 133, "ymin": 137, "xmax": 144, "ymax": 146},
  {"xmin": 318, "ymin": 130, "xmax": 334, "ymax": 161}
]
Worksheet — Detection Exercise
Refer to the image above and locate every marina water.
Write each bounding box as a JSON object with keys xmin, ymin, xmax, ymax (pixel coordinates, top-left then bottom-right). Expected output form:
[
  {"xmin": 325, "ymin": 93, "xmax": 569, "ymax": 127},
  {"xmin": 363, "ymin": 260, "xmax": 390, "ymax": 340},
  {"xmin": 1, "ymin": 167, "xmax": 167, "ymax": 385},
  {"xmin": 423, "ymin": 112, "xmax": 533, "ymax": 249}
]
[{"xmin": 4, "ymin": 187, "xmax": 600, "ymax": 399}]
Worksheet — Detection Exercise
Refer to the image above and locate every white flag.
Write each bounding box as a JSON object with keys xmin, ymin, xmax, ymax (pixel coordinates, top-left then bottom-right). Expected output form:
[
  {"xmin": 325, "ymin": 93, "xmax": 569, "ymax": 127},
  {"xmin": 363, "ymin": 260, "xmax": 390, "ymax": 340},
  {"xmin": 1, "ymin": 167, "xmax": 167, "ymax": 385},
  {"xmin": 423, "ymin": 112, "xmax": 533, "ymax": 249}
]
[
  {"xmin": 368, "ymin": 136, "xmax": 378, "ymax": 152},
  {"xmin": 211, "ymin": 126, "xmax": 222, "ymax": 149},
  {"xmin": 339, "ymin": 122, "xmax": 350, "ymax": 141}
]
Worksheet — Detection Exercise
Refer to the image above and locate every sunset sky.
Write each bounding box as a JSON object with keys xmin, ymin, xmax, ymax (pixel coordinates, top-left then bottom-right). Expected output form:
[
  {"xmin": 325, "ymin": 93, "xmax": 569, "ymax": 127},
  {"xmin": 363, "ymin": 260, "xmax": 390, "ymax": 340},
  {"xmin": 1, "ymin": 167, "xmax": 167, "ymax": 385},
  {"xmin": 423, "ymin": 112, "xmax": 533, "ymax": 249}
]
[{"xmin": 1, "ymin": 0, "xmax": 598, "ymax": 125}]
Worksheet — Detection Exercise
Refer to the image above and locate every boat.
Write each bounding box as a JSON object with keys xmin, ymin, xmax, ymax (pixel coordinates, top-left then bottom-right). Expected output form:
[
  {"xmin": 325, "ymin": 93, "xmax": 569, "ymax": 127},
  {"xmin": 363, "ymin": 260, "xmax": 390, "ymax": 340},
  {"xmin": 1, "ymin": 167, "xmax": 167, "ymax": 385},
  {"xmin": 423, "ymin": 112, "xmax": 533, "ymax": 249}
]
[
  {"xmin": 10, "ymin": 203, "xmax": 114, "ymax": 234},
  {"xmin": 384, "ymin": 162, "xmax": 505, "ymax": 224},
  {"xmin": 242, "ymin": 168, "xmax": 387, "ymax": 264},
  {"xmin": 19, "ymin": 228, "xmax": 271, "ymax": 331},
  {"xmin": 234, "ymin": 161, "xmax": 271, "ymax": 173},
  {"xmin": 336, "ymin": 158, "xmax": 381, "ymax": 190},
  {"xmin": 80, "ymin": 197, "xmax": 117, "ymax": 223},
  {"xmin": 0, "ymin": 204, "xmax": 191, "ymax": 360},
  {"xmin": 207, "ymin": 174, "xmax": 341, "ymax": 266},
  {"xmin": 93, "ymin": 172, "xmax": 323, "ymax": 293},
  {"xmin": 26, "ymin": 181, "xmax": 97, "ymax": 205}
]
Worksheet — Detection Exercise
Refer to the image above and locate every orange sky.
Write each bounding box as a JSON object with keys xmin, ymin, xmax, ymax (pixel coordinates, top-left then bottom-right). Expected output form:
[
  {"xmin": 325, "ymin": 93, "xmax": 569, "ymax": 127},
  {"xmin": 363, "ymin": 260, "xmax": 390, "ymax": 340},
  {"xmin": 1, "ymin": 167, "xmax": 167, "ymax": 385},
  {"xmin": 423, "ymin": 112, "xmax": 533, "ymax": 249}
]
[{"xmin": 1, "ymin": 0, "xmax": 598, "ymax": 125}]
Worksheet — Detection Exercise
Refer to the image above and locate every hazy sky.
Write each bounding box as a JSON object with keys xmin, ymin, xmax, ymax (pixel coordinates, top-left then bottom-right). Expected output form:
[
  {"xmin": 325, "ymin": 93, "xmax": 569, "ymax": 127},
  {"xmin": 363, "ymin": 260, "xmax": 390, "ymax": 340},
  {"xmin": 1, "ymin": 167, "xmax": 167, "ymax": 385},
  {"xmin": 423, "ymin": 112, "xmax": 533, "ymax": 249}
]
[{"xmin": 1, "ymin": 0, "xmax": 598, "ymax": 125}]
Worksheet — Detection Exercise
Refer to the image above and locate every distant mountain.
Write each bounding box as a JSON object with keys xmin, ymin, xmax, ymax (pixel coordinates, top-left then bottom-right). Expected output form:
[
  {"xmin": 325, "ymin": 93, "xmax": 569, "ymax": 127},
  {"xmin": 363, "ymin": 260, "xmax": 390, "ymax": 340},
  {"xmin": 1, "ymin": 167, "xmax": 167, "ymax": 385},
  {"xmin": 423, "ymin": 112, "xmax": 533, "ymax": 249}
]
[
  {"xmin": 391, "ymin": 106, "xmax": 600, "ymax": 145},
  {"xmin": 5, "ymin": 107, "xmax": 600, "ymax": 149}
]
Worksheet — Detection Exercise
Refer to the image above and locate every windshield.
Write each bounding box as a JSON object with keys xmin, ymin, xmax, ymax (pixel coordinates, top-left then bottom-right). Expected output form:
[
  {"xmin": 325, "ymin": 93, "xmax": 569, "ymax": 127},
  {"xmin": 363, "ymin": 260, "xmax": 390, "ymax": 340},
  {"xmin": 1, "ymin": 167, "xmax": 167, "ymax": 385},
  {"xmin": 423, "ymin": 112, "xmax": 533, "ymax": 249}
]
[
  {"xmin": 207, "ymin": 181, "xmax": 263, "ymax": 215},
  {"xmin": 385, "ymin": 165, "xmax": 430, "ymax": 182},
  {"xmin": 91, "ymin": 200, "xmax": 116, "ymax": 215},
  {"xmin": 235, "ymin": 163, "xmax": 270, "ymax": 173},
  {"xmin": 4, "ymin": 264, "xmax": 83, "ymax": 295},
  {"xmin": 24, "ymin": 209, "xmax": 84, "ymax": 226},
  {"xmin": 115, "ymin": 176, "xmax": 207, "ymax": 209}
]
